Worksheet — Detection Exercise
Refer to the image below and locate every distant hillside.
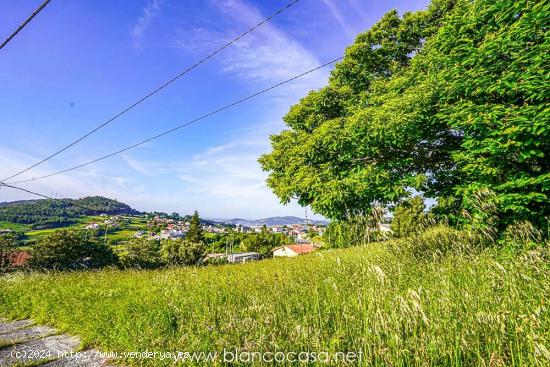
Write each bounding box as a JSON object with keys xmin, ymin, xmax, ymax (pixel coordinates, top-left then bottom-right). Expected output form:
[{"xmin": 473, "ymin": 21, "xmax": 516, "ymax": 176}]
[
  {"xmin": 0, "ymin": 196, "xmax": 141, "ymax": 230},
  {"xmin": 215, "ymin": 216, "xmax": 328, "ymax": 226}
]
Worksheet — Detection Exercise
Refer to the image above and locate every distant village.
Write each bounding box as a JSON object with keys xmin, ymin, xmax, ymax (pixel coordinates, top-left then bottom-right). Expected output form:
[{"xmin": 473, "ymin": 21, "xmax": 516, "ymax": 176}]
[{"xmin": 82, "ymin": 213, "xmax": 332, "ymax": 264}]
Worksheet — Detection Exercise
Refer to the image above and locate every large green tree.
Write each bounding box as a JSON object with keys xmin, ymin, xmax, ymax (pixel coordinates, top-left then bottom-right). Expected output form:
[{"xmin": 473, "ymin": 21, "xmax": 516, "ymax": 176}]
[
  {"xmin": 259, "ymin": 0, "xmax": 457, "ymax": 220},
  {"xmin": 187, "ymin": 210, "xmax": 205, "ymax": 244},
  {"xmin": 260, "ymin": 0, "xmax": 549, "ymax": 229}
]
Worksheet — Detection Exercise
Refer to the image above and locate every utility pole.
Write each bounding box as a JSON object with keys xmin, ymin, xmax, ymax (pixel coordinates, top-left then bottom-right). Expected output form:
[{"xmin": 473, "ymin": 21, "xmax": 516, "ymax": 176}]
[{"xmin": 104, "ymin": 224, "xmax": 109, "ymax": 245}]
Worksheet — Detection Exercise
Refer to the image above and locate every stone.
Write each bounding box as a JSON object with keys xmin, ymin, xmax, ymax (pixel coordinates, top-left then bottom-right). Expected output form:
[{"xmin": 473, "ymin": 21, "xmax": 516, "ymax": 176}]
[
  {"xmin": 0, "ymin": 319, "xmax": 34, "ymax": 335},
  {"xmin": 0, "ymin": 325, "xmax": 57, "ymax": 344},
  {"xmin": 0, "ymin": 334, "xmax": 80, "ymax": 366}
]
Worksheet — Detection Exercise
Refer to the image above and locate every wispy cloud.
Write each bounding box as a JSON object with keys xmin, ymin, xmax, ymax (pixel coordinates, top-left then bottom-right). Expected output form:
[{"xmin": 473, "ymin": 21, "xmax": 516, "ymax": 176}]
[
  {"xmin": 320, "ymin": 0, "xmax": 356, "ymax": 39},
  {"xmin": 174, "ymin": 0, "xmax": 329, "ymax": 98},
  {"xmin": 348, "ymin": 0, "xmax": 371, "ymax": 23},
  {"xmin": 131, "ymin": 0, "xmax": 162, "ymax": 49},
  {"xmin": 121, "ymin": 154, "xmax": 163, "ymax": 176}
]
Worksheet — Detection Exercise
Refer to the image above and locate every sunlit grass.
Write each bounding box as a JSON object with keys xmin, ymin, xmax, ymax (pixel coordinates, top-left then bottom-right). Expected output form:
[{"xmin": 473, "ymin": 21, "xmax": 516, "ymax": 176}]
[{"xmin": 1, "ymin": 242, "xmax": 548, "ymax": 366}]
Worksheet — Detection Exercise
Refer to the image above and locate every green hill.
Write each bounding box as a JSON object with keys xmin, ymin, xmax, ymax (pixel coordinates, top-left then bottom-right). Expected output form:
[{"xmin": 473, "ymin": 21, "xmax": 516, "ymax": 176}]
[{"xmin": 0, "ymin": 196, "xmax": 141, "ymax": 230}]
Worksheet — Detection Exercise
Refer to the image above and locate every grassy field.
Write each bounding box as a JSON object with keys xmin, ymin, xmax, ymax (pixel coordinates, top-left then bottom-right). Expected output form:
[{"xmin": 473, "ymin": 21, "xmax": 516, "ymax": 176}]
[
  {"xmin": 10, "ymin": 215, "xmax": 149, "ymax": 246},
  {"xmin": 0, "ymin": 221, "xmax": 31, "ymax": 232},
  {"xmin": 1, "ymin": 242, "xmax": 549, "ymax": 366}
]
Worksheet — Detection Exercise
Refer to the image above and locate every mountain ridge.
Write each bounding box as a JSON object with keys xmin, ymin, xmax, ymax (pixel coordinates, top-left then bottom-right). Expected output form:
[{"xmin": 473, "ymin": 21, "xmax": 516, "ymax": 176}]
[{"xmin": 209, "ymin": 216, "xmax": 328, "ymax": 226}]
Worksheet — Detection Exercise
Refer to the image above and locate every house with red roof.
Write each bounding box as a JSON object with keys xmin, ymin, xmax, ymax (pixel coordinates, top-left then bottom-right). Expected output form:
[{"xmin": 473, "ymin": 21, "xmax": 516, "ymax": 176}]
[
  {"xmin": 9, "ymin": 250, "xmax": 31, "ymax": 267},
  {"xmin": 272, "ymin": 244, "xmax": 319, "ymax": 258}
]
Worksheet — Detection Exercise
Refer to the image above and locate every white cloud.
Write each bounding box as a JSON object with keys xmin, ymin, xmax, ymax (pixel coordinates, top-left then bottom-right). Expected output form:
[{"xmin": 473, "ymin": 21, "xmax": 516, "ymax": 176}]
[
  {"xmin": 131, "ymin": 0, "xmax": 162, "ymax": 49},
  {"xmin": 174, "ymin": 0, "xmax": 329, "ymax": 98},
  {"xmin": 120, "ymin": 126, "xmax": 324, "ymax": 219},
  {"xmin": 0, "ymin": 147, "xmax": 130, "ymax": 203}
]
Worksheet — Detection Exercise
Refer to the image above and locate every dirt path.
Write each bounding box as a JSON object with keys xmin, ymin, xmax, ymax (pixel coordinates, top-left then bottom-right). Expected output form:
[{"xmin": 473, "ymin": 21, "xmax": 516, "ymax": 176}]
[{"xmin": 0, "ymin": 318, "xmax": 110, "ymax": 366}]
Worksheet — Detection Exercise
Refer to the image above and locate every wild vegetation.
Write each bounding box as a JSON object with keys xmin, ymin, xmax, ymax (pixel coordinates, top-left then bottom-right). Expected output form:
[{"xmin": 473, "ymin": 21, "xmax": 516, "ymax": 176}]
[{"xmin": 1, "ymin": 233, "xmax": 548, "ymax": 366}]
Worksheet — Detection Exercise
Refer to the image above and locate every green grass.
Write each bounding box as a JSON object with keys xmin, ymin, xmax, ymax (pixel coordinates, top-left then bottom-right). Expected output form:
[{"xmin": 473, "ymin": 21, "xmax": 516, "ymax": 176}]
[
  {"xmin": 1, "ymin": 243, "xmax": 549, "ymax": 366},
  {"xmin": 0, "ymin": 221, "xmax": 31, "ymax": 231},
  {"xmin": 16, "ymin": 215, "xmax": 149, "ymax": 246},
  {"xmin": 24, "ymin": 228, "xmax": 66, "ymax": 242}
]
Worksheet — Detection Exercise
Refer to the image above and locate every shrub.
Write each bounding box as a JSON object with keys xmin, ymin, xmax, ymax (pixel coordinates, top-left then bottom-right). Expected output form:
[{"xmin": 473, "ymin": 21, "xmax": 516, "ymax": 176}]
[
  {"xmin": 391, "ymin": 196, "xmax": 428, "ymax": 238},
  {"xmin": 122, "ymin": 238, "xmax": 163, "ymax": 269},
  {"xmin": 160, "ymin": 239, "xmax": 205, "ymax": 266},
  {"xmin": 324, "ymin": 215, "xmax": 384, "ymax": 248},
  {"xmin": 29, "ymin": 230, "xmax": 118, "ymax": 270}
]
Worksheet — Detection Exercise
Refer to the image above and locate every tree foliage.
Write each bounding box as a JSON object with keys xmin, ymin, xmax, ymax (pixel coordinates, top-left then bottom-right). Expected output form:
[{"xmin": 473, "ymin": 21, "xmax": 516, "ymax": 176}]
[
  {"xmin": 391, "ymin": 196, "xmax": 427, "ymax": 238},
  {"xmin": 29, "ymin": 230, "xmax": 118, "ymax": 270},
  {"xmin": 122, "ymin": 238, "xmax": 163, "ymax": 269},
  {"xmin": 160, "ymin": 239, "xmax": 206, "ymax": 266},
  {"xmin": 186, "ymin": 210, "xmax": 205, "ymax": 244},
  {"xmin": 260, "ymin": 0, "xmax": 549, "ymax": 230}
]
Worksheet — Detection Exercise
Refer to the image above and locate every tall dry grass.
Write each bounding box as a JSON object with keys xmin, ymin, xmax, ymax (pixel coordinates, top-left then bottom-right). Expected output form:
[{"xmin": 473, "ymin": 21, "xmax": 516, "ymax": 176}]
[{"xmin": 1, "ymin": 234, "xmax": 548, "ymax": 366}]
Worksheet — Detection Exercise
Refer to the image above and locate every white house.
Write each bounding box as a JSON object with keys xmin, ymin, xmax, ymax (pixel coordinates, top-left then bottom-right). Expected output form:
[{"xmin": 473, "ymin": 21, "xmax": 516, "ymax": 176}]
[
  {"xmin": 160, "ymin": 229, "xmax": 186, "ymax": 240},
  {"xmin": 84, "ymin": 223, "xmax": 100, "ymax": 230},
  {"xmin": 226, "ymin": 252, "xmax": 261, "ymax": 263},
  {"xmin": 133, "ymin": 230, "xmax": 146, "ymax": 238}
]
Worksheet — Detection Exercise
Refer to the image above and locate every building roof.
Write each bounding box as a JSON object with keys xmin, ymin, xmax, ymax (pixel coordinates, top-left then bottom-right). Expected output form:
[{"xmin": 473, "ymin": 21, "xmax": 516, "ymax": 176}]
[
  {"xmin": 10, "ymin": 250, "xmax": 31, "ymax": 266},
  {"xmin": 273, "ymin": 244, "xmax": 318, "ymax": 254}
]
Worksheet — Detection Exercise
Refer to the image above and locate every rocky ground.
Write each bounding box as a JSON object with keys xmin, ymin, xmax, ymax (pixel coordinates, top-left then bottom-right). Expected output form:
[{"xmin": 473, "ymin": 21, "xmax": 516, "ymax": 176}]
[{"xmin": 0, "ymin": 318, "xmax": 110, "ymax": 366}]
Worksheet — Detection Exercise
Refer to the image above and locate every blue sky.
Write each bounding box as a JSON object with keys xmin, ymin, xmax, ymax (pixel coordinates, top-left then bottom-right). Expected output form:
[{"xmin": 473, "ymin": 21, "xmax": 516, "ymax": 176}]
[{"xmin": 0, "ymin": 0, "xmax": 429, "ymax": 219}]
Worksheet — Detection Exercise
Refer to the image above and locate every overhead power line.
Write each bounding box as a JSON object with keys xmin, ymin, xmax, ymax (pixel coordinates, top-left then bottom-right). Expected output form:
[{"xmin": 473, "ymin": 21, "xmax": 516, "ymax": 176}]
[
  {"xmin": 6, "ymin": 57, "xmax": 344, "ymax": 185},
  {"xmin": 0, "ymin": 0, "xmax": 52, "ymax": 51},
  {"xmin": 1, "ymin": 0, "xmax": 301, "ymax": 182},
  {"xmin": 0, "ymin": 181, "xmax": 102, "ymax": 213},
  {"xmin": 0, "ymin": 181, "xmax": 54, "ymax": 201}
]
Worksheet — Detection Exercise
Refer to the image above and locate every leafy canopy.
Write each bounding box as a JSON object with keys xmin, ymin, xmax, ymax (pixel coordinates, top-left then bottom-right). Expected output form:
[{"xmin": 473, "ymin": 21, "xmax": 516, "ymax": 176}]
[
  {"xmin": 260, "ymin": 0, "xmax": 549, "ymax": 229},
  {"xmin": 161, "ymin": 239, "xmax": 206, "ymax": 266},
  {"xmin": 122, "ymin": 238, "xmax": 163, "ymax": 269}
]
